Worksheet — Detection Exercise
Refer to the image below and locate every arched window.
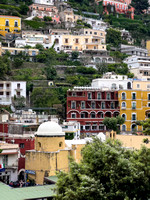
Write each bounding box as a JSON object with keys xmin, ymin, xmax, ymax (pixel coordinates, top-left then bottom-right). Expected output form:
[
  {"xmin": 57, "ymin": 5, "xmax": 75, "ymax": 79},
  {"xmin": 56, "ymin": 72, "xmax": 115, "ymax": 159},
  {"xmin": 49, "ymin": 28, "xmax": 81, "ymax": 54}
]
[
  {"xmin": 122, "ymin": 102, "xmax": 126, "ymax": 109},
  {"xmin": 122, "ymin": 114, "xmax": 126, "ymax": 120},
  {"xmin": 131, "ymin": 124, "xmax": 137, "ymax": 132},
  {"xmin": 122, "ymin": 124, "xmax": 126, "ymax": 131},
  {"xmin": 101, "ymin": 102, "xmax": 105, "ymax": 109},
  {"xmin": 88, "ymin": 92, "xmax": 92, "ymax": 99},
  {"xmin": 127, "ymin": 82, "xmax": 132, "ymax": 89},
  {"xmin": 59, "ymin": 142, "xmax": 62, "ymax": 147},
  {"xmin": 122, "ymin": 92, "xmax": 126, "ymax": 100}
]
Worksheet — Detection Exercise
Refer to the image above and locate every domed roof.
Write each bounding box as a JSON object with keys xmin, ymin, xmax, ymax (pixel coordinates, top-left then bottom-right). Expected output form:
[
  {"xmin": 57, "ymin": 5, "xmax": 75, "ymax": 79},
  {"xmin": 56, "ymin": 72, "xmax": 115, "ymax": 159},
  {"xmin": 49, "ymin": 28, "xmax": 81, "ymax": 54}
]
[{"xmin": 35, "ymin": 121, "xmax": 65, "ymax": 137}]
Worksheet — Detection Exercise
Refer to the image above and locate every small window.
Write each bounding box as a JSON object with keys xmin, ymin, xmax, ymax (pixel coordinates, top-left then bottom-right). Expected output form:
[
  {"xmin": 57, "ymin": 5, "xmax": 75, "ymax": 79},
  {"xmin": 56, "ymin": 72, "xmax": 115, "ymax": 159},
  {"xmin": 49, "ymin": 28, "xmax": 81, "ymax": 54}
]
[
  {"xmin": 91, "ymin": 102, "xmax": 95, "ymax": 109},
  {"xmin": 106, "ymin": 93, "xmax": 110, "ymax": 100},
  {"xmin": 81, "ymin": 113, "xmax": 85, "ymax": 118},
  {"xmin": 110, "ymin": 102, "xmax": 114, "ymax": 109},
  {"xmin": 17, "ymin": 83, "xmax": 20, "ymax": 88},
  {"xmin": 81, "ymin": 101, "xmax": 85, "ymax": 109},
  {"xmin": 94, "ymin": 32, "xmax": 97, "ymax": 35},
  {"xmin": 132, "ymin": 102, "xmax": 136, "ymax": 110},
  {"xmin": 122, "ymin": 92, "xmax": 126, "ymax": 100},
  {"xmin": 132, "ymin": 93, "xmax": 136, "ymax": 100},
  {"xmin": 101, "ymin": 102, "xmax": 105, "ymax": 109},
  {"xmin": 132, "ymin": 113, "xmax": 136, "ymax": 121},
  {"xmin": 137, "ymin": 84, "xmax": 140, "ymax": 88},
  {"xmin": 38, "ymin": 142, "xmax": 41, "ymax": 148},
  {"xmin": 71, "ymin": 101, "xmax": 76, "ymax": 109},
  {"xmin": 75, "ymin": 39, "xmax": 79, "ymax": 43},
  {"xmin": 5, "ymin": 20, "xmax": 9, "ymax": 26},
  {"xmin": 59, "ymin": 142, "xmax": 62, "ymax": 147},
  {"xmin": 17, "ymin": 91, "xmax": 20, "ymax": 96},
  {"xmin": 122, "ymin": 114, "xmax": 126, "ymax": 120},
  {"xmin": 14, "ymin": 21, "xmax": 18, "ymax": 27},
  {"xmin": 20, "ymin": 143, "xmax": 25, "ymax": 148},
  {"xmin": 122, "ymin": 125, "xmax": 126, "ymax": 131},
  {"xmin": 88, "ymin": 92, "xmax": 92, "ymax": 99},
  {"xmin": 122, "ymin": 102, "xmax": 126, "ymax": 109},
  {"xmin": 0, "ymin": 92, "xmax": 3, "ymax": 95},
  {"xmin": 91, "ymin": 112, "xmax": 95, "ymax": 118},
  {"xmin": 148, "ymin": 94, "xmax": 150, "ymax": 100},
  {"xmin": 97, "ymin": 92, "xmax": 101, "ymax": 99},
  {"xmin": 65, "ymin": 38, "xmax": 68, "ymax": 43},
  {"xmin": 85, "ymin": 38, "xmax": 88, "ymax": 43},
  {"xmin": 71, "ymin": 113, "xmax": 76, "ymax": 118}
]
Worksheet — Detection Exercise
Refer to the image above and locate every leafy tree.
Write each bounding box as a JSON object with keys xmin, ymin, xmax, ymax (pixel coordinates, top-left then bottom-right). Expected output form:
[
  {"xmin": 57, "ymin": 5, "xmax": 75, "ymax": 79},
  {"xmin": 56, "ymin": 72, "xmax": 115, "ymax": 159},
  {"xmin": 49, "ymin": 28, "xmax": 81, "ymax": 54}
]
[
  {"xmin": 96, "ymin": 63, "xmax": 108, "ymax": 75},
  {"xmin": 35, "ymin": 44, "xmax": 44, "ymax": 51},
  {"xmin": 43, "ymin": 16, "xmax": 52, "ymax": 21},
  {"xmin": 136, "ymin": 119, "xmax": 150, "ymax": 135},
  {"xmin": 0, "ymin": 56, "xmax": 11, "ymax": 79},
  {"xmin": 106, "ymin": 28, "xmax": 122, "ymax": 47},
  {"xmin": 13, "ymin": 95, "xmax": 26, "ymax": 109},
  {"xmin": 44, "ymin": 65, "xmax": 57, "ymax": 80},
  {"xmin": 103, "ymin": 116, "xmax": 125, "ymax": 131},
  {"xmin": 71, "ymin": 51, "xmax": 79, "ymax": 60},
  {"xmin": 131, "ymin": 0, "xmax": 149, "ymax": 14},
  {"xmin": 55, "ymin": 138, "xmax": 150, "ymax": 200},
  {"xmin": 31, "ymin": 88, "xmax": 61, "ymax": 107},
  {"xmin": 19, "ymin": 4, "xmax": 29, "ymax": 15},
  {"xmin": 13, "ymin": 57, "xmax": 23, "ymax": 68}
]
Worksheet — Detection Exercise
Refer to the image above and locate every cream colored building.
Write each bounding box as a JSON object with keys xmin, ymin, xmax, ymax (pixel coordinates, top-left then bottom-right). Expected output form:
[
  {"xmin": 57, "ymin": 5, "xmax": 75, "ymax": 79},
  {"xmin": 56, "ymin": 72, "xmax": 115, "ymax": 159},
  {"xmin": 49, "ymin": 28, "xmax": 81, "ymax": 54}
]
[
  {"xmin": 59, "ymin": 8, "xmax": 82, "ymax": 23},
  {"xmin": 146, "ymin": 40, "xmax": 150, "ymax": 56},
  {"xmin": 61, "ymin": 34, "xmax": 106, "ymax": 52},
  {"xmin": 132, "ymin": 80, "xmax": 150, "ymax": 91}
]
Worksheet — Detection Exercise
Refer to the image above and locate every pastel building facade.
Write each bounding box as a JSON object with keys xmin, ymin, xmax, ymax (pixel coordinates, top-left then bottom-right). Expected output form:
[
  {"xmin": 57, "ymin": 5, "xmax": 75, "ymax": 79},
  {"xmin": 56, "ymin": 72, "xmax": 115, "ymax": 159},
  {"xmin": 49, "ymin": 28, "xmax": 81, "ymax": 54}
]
[
  {"xmin": 118, "ymin": 89, "xmax": 150, "ymax": 133},
  {"xmin": 0, "ymin": 15, "xmax": 21, "ymax": 37},
  {"xmin": 146, "ymin": 40, "xmax": 150, "ymax": 56},
  {"xmin": 0, "ymin": 81, "xmax": 26, "ymax": 105},
  {"xmin": 0, "ymin": 142, "xmax": 19, "ymax": 184},
  {"xmin": 25, "ymin": 121, "xmax": 85, "ymax": 184}
]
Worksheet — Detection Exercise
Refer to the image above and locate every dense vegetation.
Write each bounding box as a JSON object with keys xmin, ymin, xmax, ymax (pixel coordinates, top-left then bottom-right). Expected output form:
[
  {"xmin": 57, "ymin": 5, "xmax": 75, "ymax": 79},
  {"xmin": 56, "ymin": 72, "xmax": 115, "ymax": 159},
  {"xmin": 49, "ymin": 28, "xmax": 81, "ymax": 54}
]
[{"xmin": 55, "ymin": 138, "xmax": 150, "ymax": 200}]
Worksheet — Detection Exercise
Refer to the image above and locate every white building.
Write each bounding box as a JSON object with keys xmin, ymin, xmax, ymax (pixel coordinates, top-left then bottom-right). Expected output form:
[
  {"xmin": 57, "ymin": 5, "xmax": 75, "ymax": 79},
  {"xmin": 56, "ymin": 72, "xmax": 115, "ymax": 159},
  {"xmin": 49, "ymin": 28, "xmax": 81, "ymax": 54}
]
[
  {"xmin": 120, "ymin": 44, "xmax": 148, "ymax": 57},
  {"xmin": 11, "ymin": 110, "xmax": 58, "ymax": 124},
  {"xmin": 82, "ymin": 17, "xmax": 108, "ymax": 31},
  {"xmin": 91, "ymin": 72, "xmax": 132, "ymax": 90},
  {"xmin": 0, "ymin": 142, "xmax": 19, "ymax": 184},
  {"xmin": 0, "ymin": 81, "xmax": 26, "ymax": 105},
  {"xmin": 124, "ymin": 56, "xmax": 150, "ymax": 80},
  {"xmin": 61, "ymin": 121, "xmax": 80, "ymax": 139},
  {"xmin": 33, "ymin": 0, "xmax": 54, "ymax": 5}
]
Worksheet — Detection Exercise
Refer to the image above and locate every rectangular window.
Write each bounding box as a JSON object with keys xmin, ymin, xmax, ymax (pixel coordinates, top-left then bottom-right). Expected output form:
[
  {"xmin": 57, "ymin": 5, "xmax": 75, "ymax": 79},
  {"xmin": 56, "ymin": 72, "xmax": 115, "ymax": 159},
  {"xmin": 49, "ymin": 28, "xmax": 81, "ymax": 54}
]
[
  {"xmin": 5, "ymin": 20, "xmax": 9, "ymax": 26},
  {"xmin": 0, "ymin": 92, "xmax": 3, "ymax": 95},
  {"xmin": 101, "ymin": 102, "xmax": 105, "ymax": 109},
  {"xmin": 92, "ymin": 125, "xmax": 97, "ymax": 130},
  {"xmin": 6, "ymin": 84, "xmax": 10, "ymax": 88},
  {"xmin": 71, "ymin": 102, "xmax": 76, "ymax": 109},
  {"xmin": 14, "ymin": 21, "xmax": 18, "ymax": 27},
  {"xmin": 81, "ymin": 113, "xmax": 85, "ymax": 118},
  {"xmin": 94, "ymin": 32, "xmax": 97, "ymax": 35},
  {"xmin": 2, "ymin": 155, "xmax": 8, "ymax": 166},
  {"xmin": 85, "ymin": 125, "xmax": 90, "ymax": 130},
  {"xmin": 71, "ymin": 113, "xmax": 76, "ymax": 118},
  {"xmin": 88, "ymin": 93, "xmax": 91, "ymax": 99},
  {"xmin": 132, "ymin": 102, "xmax": 136, "ymax": 110},
  {"xmin": 17, "ymin": 83, "xmax": 20, "ymax": 88},
  {"xmin": 85, "ymin": 39, "xmax": 88, "ymax": 43},
  {"xmin": 75, "ymin": 39, "xmax": 79, "ymax": 43},
  {"xmin": 6, "ymin": 92, "xmax": 10, "ymax": 96},
  {"xmin": 32, "ymin": 51, "xmax": 36, "ymax": 56},
  {"xmin": 111, "ymin": 102, "xmax": 114, "ymax": 109},
  {"xmin": 99, "ymin": 125, "xmax": 104, "ymax": 130},
  {"xmin": 65, "ymin": 39, "xmax": 68, "ymax": 43},
  {"xmin": 132, "ymin": 93, "xmax": 136, "ymax": 100},
  {"xmin": 20, "ymin": 143, "xmax": 25, "ymax": 148},
  {"xmin": 17, "ymin": 91, "xmax": 20, "ymax": 96},
  {"xmin": 137, "ymin": 84, "xmax": 140, "ymax": 88},
  {"xmin": 148, "ymin": 94, "xmax": 150, "ymax": 100}
]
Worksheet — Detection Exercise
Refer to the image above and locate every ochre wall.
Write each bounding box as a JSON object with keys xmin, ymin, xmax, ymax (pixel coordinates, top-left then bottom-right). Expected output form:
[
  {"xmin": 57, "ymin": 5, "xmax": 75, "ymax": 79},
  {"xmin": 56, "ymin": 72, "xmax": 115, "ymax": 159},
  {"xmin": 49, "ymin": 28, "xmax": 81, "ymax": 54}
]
[
  {"xmin": 116, "ymin": 135, "xmax": 150, "ymax": 149},
  {"xmin": 35, "ymin": 136, "xmax": 65, "ymax": 152}
]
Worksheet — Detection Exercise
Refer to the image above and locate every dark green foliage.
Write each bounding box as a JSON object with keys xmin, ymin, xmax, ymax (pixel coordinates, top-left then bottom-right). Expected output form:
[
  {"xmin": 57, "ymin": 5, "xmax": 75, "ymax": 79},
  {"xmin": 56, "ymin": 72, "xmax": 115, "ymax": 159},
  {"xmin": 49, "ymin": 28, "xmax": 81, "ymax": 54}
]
[
  {"xmin": 76, "ymin": 66, "xmax": 97, "ymax": 74},
  {"xmin": 43, "ymin": 16, "xmax": 52, "ymax": 21},
  {"xmin": 103, "ymin": 116, "xmax": 125, "ymax": 131},
  {"xmin": 65, "ymin": 132, "xmax": 74, "ymax": 140},
  {"xmin": 131, "ymin": 0, "xmax": 149, "ymax": 14},
  {"xmin": 55, "ymin": 138, "xmax": 150, "ymax": 200},
  {"xmin": 106, "ymin": 28, "xmax": 122, "ymax": 47},
  {"xmin": 66, "ymin": 75, "xmax": 90, "ymax": 86},
  {"xmin": 44, "ymin": 65, "xmax": 57, "ymax": 80},
  {"xmin": 24, "ymin": 20, "xmax": 46, "ymax": 29},
  {"xmin": 136, "ymin": 119, "xmax": 150, "ymax": 135},
  {"xmin": 13, "ymin": 57, "xmax": 23, "ymax": 68},
  {"xmin": 0, "ymin": 56, "xmax": 11, "ymax": 79},
  {"xmin": 71, "ymin": 51, "xmax": 79, "ymax": 60},
  {"xmin": 19, "ymin": 4, "xmax": 29, "ymax": 15},
  {"xmin": 31, "ymin": 88, "xmax": 61, "ymax": 107}
]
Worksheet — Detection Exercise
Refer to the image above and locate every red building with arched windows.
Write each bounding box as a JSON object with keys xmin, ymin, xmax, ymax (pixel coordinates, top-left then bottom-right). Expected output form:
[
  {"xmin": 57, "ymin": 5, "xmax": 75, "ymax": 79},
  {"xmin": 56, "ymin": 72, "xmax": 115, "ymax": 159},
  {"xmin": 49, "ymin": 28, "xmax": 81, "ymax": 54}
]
[{"xmin": 67, "ymin": 88, "xmax": 120, "ymax": 136}]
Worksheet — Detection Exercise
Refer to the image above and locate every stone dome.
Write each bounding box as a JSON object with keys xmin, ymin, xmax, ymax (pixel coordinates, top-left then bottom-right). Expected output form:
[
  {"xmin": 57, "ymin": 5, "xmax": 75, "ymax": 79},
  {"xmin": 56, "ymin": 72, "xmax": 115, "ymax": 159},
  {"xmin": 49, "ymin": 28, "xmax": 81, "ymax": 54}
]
[{"xmin": 35, "ymin": 121, "xmax": 65, "ymax": 137}]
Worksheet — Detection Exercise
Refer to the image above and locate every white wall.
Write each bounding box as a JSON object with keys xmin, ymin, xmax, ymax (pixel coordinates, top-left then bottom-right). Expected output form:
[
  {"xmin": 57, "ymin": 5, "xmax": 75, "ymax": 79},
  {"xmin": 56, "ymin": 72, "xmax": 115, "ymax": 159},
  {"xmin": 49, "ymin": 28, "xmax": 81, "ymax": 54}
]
[
  {"xmin": 11, "ymin": 82, "xmax": 26, "ymax": 99},
  {"xmin": 33, "ymin": 0, "xmax": 54, "ymax": 5}
]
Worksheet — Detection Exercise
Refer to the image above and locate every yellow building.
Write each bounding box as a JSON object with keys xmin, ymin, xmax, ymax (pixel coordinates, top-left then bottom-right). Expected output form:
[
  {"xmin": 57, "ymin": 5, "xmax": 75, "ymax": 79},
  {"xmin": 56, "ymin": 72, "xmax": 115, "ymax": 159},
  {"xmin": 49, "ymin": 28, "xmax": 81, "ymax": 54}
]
[
  {"xmin": 0, "ymin": 15, "xmax": 21, "ymax": 37},
  {"xmin": 25, "ymin": 121, "xmax": 85, "ymax": 185},
  {"xmin": 146, "ymin": 40, "xmax": 150, "ymax": 56},
  {"xmin": 62, "ymin": 34, "xmax": 106, "ymax": 52},
  {"xmin": 118, "ymin": 90, "xmax": 150, "ymax": 133}
]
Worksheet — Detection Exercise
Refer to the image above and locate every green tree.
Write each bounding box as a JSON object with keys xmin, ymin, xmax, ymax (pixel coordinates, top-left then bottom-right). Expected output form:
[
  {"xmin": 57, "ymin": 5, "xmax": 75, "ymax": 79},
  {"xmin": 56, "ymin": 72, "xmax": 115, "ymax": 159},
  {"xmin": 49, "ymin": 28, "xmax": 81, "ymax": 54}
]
[
  {"xmin": 13, "ymin": 57, "xmax": 23, "ymax": 68},
  {"xmin": 31, "ymin": 88, "xmax": 61, "ymax": 107},
  {"xmin": 106, "ymin": 28, "xmax": 121, "ymax": 47},
  {"xmin": 55, "ymin": 138, "xmax": 150, "ymax": 200},
  {"xmin": 71, "ymin": 51, "xmax": 79, "ymax": 60},
  {"xmin": 0, "ymin": 56, "xmax": 11, "ymax": 79},
  {"xmin": 43, "ymin": 16, "xmax": 52, "ymax": 22},
  {"xmin": 131, "ymin": 0, "xmax": 149, "ymax": 14},
  {"xmin": 44, "ymin": 65, "xmax": 57, "ymax": 80},
  {"xmin": 103, "ymin": 116, "xmax": 125, "ymax": 131},
  {"xmin": 136, "ymin": 119, "xmax": 150, "ymax": 135}
]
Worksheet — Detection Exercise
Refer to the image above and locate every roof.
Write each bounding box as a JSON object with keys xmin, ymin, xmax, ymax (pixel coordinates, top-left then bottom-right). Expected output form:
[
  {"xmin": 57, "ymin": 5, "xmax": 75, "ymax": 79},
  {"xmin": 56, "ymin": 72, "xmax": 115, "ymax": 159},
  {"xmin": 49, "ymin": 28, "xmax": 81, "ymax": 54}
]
[
  {"xmin": 35, "ymin": 121, "xmax": 65, "ymax": 137},
  {"xmin": 0, "ymin": 15, "xmax": 20, "ymax": 18},
  {"xmin": 0, "ymin": 182, "xmax": 55, "ymax": 200},
  {"xmin": 44, "ymin": 176, "xmax": 58, "ymax": 184}
]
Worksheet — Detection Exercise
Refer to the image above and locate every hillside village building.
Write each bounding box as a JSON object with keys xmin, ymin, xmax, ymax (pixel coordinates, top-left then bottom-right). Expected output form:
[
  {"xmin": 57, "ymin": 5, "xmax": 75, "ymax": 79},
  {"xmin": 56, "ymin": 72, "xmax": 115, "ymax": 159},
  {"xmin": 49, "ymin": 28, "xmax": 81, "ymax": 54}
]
[
  {"xmin": 124, "ymin": 56, "xmax": 150, "ymax": 80},
  {"xmin": 25, "ymin": 121, "xmax": 86, "ymax": 184},
  {"xmin": 0, "ymin": 15, "xmax": 21, "ymax": 38},
  {"xmin": 146, "ymin": 40, "xmax": 150, "ymax": 56},
  {"xmin": 0, "ymin": 142, "xmax": 19, "ymax": 184},
  {"xmin": 0, "ymin": 81, "xmax": 26, "ymax": 106},
  {"xmin": 120, "ymin": 44, "xmax": 148, "ymax": 57}
]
